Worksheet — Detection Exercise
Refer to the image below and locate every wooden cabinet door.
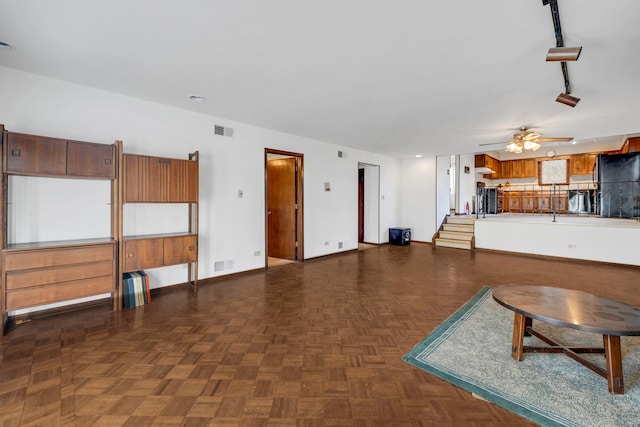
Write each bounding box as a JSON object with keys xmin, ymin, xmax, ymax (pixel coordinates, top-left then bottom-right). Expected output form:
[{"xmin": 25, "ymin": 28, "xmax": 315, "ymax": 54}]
[
  {"xmin": 570, "ymin": 154, "xmax": 586, "ymax": 175},
  {"xmin": 511, "ymin": 160, "xmax": 523, "ymax": 178},
  {"xmin": 124, "ymin": 155, "xmax": 197, "ymax": 202},
  {"xmin": 67, "ymin": 141, "xmax": 115, "ymax": 178},
  {"xmin": 522, "ymin": 159, "xmax": 537, "ymax": 177},
  {"xmin": 5, "ymin": 133, "xmax": 67, "ymax": 175},
  {"xmin": 124, "ymin": 239, "xmax": 164, "ymax": 271},
  {"xmin": 500, "ymin": 161, "xmax": 512, "ymax": 179},
  {"xmin": 165, "ymin": 158, "xmax": 198, "ymax": 202},
  {"xmin": 507, "ymin": 192, "xmax": 521, "ymax": 211},
  {"xmin": 163, "ymin": 235, "xmax": 197, "ymax": 265},
  {"xmin": 123, "ymin": 154, "xmax": 153, "ymax": 202}
]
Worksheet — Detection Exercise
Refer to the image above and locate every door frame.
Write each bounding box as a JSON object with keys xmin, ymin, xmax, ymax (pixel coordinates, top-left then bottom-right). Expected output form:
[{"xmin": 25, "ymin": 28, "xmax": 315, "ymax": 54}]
[
  {"xmin": 264, "ymin": 148, "xmax": 304, "ymax": 267},
  {"xmin": 357, "ymin": 162, "xmax": 381, "ymax": 244}
]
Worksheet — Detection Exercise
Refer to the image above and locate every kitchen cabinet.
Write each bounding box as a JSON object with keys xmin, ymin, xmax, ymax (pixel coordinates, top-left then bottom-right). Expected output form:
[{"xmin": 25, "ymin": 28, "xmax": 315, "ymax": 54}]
[
  {"xmin": 537, "ymin": 193, "xmax": 568, "ymax": 212},
  {"xmin": 505, "ymin": 191, "xmax": 536, "ymax": 212},
  {"xmin": 475, "ymin": 154, "xmax": 500, "ymax": 179},
  {"xmin": 509, "ymin": 159, "xmax": 537, "ymax": 178},
  {"xmin": 570, "ymin": 154, "xmax": 597, "ymax": 176},
  {"xmin": 620, "ymin": 137, "xmax": 640, "ymax": 154},
  {"xmin": 500, "ymin": 161, "xmax": 511, "ymax": 179}
]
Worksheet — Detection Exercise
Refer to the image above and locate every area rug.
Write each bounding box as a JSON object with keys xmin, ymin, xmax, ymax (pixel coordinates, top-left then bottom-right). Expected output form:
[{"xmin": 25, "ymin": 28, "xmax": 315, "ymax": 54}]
[{"xmin": 402, "ymin": 287, "xmax": 640, "ymax": 427}]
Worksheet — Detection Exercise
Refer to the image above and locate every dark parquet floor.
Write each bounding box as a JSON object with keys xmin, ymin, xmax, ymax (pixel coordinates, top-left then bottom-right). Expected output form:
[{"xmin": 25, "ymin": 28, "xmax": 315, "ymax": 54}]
[{"xmin": 2, "ymin": 243, "xmax": 640, "ymax": 426}]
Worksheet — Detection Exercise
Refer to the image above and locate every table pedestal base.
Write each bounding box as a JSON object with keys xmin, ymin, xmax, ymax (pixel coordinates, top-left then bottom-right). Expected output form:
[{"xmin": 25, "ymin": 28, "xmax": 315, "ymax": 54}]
[{"xmin": 510, "ymin": 313, "xmax": 625, "ymax": 394}]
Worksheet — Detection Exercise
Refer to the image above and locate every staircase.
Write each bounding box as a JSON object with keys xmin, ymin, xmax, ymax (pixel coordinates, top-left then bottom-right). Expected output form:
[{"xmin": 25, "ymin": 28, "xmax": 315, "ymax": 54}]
[{"xmin": 433, "ymin": 216, "xmax": 475, "ymax": 250}]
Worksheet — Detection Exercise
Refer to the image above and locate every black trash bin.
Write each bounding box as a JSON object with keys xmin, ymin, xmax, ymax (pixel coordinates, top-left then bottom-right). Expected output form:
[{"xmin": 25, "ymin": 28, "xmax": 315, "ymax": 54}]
[{"xmin": 389, "ymin": 227, "xmax": 411, "ymax": 246}]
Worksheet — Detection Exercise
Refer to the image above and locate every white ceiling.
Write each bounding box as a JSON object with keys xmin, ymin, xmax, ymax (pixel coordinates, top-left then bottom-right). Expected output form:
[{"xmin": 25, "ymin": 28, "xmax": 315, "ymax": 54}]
[{"xmin": 1, "ymin": 1, "xmax": 639, "ymax": 159}]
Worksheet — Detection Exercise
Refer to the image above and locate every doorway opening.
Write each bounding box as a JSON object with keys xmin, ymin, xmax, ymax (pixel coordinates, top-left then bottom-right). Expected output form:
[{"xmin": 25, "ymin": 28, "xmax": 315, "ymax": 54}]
[
  {"xmin": 357, "ymin": 162, "xmax": 380, "ymax": 249},
  {"xmin": 265, "ymin": 149, "xmax": 304, "ymax": 268}
]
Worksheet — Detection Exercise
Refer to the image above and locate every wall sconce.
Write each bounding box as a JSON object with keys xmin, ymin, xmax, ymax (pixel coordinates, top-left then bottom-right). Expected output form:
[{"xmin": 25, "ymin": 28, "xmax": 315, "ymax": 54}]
[
  {"xmin": 546, "ymin": 46, "xmax": 582, "ymax": 61},
  {"xmin": 556, "ymin": 93, "xmax": 580, "ymax": 107}
]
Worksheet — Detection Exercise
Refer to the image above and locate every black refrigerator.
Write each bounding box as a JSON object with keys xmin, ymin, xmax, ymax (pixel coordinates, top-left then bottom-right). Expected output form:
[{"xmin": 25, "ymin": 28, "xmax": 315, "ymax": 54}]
[{"xmin": 597, "ymin": 152, "xmax": 640, "ymax": 218}]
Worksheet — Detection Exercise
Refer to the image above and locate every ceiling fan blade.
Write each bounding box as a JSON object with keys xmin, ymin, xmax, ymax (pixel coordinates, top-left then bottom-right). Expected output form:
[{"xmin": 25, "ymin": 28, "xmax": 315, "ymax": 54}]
[
  {"xmin": 478, "ymin": 141, "xmax": 510, "ymax": 147},
  {"xmin": 533, "ymin": 137, "xmax": 573, "ymax": 142}
]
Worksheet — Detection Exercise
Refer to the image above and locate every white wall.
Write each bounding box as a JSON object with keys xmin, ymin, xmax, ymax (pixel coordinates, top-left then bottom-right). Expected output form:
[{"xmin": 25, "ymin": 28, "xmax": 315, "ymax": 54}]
[
  {"xmin": 457, "ymin": 153, "xmax": 476, "ymax": 215},
  {"xmin": 0, "ymin": 66, "xmax": 402, "ymax": 302},
  {"xmin": 475, "ymin": 217, "xmax": 640, "ymax": 266},
  {"xmin": 435, "ymin": 156, "xmax": 451, "ymax": 230},
  {"xmin": 399, "ymin": 157, "xmax": 437, "ymax": 242}
]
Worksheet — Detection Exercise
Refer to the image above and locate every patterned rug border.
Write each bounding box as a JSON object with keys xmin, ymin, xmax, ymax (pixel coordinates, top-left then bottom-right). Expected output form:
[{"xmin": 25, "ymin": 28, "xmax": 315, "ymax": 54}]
[{"xmin": 403, "ymin": 287, "xmax": 568, "ymax": 427}]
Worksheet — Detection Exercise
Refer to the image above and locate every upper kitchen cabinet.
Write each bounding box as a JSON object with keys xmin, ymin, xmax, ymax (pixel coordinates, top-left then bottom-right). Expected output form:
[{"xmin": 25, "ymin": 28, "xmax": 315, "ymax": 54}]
[
  {"xmin": 569, "ymin": 153, "xmax": 597, "ymax": 176},
  {"xmin": 475, "ymin": 154, "xmax": 500, "ymax": 179},
  {"xmin": 511, "ymin": 159, "xmax": 537, "ymax": 178},
  {"xmin": 620, "ymin": 137, "xmax": 640, "ymax": 154}
]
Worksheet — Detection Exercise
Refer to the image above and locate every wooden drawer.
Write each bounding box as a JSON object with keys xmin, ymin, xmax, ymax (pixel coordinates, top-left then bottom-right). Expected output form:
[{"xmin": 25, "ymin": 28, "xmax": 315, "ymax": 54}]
[
  {"xmin": 163, "ymin": 235, "xmax": 197, "ymax": 265},
  {"xmin": 124, "ymin": 238, "xmax": 164, "ymax": 271},
  {"xmin": 6, "ymin": 259, "xmax": 113, "ymax": 290},
  {"xmin": 6, "ymin": 276, "xmax": 113, "ymax": 310},
  {"xmin": 4, "ymin": 244, "xmax": 114, "ymax": 271}
]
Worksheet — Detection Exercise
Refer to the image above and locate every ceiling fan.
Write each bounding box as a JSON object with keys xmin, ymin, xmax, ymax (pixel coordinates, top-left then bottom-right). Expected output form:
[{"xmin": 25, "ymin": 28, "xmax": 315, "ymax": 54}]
[{"xmin": 480, "ymin": 127, "xmax": 573, "ymax": 153}]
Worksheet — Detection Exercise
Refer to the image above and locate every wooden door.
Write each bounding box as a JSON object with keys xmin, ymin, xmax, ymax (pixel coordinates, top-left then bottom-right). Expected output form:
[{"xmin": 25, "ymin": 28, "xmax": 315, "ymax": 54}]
[
  {"xmin": 358, "ymin": 169, "xmax": 364, "ymax": 243},
  {"xmin": 267, "ymin": 158, "xmax": 296, "ymax": 260}
]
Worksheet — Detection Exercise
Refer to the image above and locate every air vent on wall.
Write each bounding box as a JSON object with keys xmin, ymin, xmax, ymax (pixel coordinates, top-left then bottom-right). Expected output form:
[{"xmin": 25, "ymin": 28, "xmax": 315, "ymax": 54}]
[{"xmin": 214, "ymin": 125, "xmax": 234, "ymax": 137}]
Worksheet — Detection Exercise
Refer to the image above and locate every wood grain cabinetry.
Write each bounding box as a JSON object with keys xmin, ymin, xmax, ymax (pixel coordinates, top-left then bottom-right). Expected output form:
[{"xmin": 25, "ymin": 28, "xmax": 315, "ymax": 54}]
[
  {"xmin": 123, "ymin": 154, "xmax": 197, "ymax": 202},
  {"xmin": 620, "ymin": 137, "xmax": 640, "ymax": 153},
  {"xmin": 505, "ymin": 192, "xmax": 536, "ymax": 212},
  {"xmin": 5, "ymin": 132, "xmax": 115, "ymax": 178},
  {"xmin": 500, "ymin": 161, "xmax": 512, "ymax": 179},
  {"xmin": 570, "ymin": 153, "xmax": 597, "ymax": 176},
  {"xmin": 3, "ymin": 241, "xmax": 115, "ymax": 310},
  {"xmin": 537, "ymin": 193, "xmax": 568, "ymax": 212},
  {"xmin": 123, "ymin": 234, "xmax": 196, "ymax": 272},
  {"xmin": 1, "ymin": 125, "xmax": 118, "ymax": 331},
  {"xmin": 504, "ymin": 191, "xmax": 568, "ymax": 213},
  {"xmin": 475, "ymin": 154, "xmax": 500, "ymax": 178},
  {"xmin": 120, "ymin": 151, "xmax": 199, "ymax": 293}
]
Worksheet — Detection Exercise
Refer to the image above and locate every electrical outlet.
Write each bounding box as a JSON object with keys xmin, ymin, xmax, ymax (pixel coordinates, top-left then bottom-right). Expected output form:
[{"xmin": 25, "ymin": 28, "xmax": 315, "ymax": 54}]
[
  {"xmin": 324, "ymin": 241, "xmax": 329, "ymax": 246},
  {"xmin": 253, "ymin": 250, "xmax": 261, "ymax": 256},
  {"xmin": 568, "ymin": 244, "xmax": 576, "ymax": 249},
  {"xmin": 338, "ymin": 241, "xmax": 343, "ymax": 249},
  {"xmin": 238, "ymin": 189, "xmax": 243, "ymax": 198}
]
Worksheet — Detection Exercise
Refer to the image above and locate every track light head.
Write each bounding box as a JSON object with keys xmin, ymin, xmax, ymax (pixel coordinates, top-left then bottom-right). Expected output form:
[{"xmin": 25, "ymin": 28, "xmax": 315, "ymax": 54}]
[
  {"xmin": 556, "ymin": 93, "xmax": 580, "ymax": 107},
  {"xmin": 546, "ymin": 47, "xmax": 582, "ymax": 62}
]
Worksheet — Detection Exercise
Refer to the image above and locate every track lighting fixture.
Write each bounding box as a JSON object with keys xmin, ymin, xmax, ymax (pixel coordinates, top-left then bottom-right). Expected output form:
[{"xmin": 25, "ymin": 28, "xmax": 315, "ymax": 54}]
[
  {"xmin": 546, "ymin": 47, "xmax": 582, "ymax": 62},
  {"xmin": 556, "ymin": 93, "xmax": 580, "ymax": 107}
]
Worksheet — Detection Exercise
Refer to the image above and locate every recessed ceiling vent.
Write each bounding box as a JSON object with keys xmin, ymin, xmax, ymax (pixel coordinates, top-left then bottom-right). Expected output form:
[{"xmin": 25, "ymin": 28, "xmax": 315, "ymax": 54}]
[{"xmin": 214, "ymin": 125, "xmax": 234, "ymax": 138}]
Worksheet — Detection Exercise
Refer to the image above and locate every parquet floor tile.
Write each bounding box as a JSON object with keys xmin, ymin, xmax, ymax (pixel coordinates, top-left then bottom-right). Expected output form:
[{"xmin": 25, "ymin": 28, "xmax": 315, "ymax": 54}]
[{"xmin": 1, "ymin": 243, "xmax": 640, "ymax": 425}]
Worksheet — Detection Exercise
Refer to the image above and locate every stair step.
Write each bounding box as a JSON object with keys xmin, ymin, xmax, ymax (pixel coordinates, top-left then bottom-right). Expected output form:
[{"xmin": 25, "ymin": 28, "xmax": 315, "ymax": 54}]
[
  {"xmin": 446, "ymin": 216, "xmax": 476, "ymax": 225},
  {"xmin": 435, "ymin": 238, "xmax": 473, "ymax": 250},
  {"xmin": 439, "ymin": 231, "xmax": 473, "ymax": 241},
  {"xmin": 443, "ymin": 224, "xmax": 474, "ymax": 232}
]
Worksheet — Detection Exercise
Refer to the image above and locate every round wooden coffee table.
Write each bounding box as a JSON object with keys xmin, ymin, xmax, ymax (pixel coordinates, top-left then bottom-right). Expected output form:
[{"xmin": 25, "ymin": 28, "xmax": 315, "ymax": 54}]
[{"xmin": 493, "ymin": 285, "xmax": 640, "ymax": 394}]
